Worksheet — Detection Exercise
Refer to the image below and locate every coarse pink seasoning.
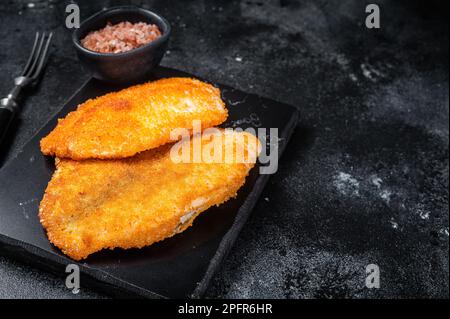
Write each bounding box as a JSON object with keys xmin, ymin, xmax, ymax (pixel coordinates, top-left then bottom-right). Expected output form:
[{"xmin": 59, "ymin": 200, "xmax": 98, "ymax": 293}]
[{"xmin": 81, "ymin": 21, "xmax": 162, "ymax": 54}]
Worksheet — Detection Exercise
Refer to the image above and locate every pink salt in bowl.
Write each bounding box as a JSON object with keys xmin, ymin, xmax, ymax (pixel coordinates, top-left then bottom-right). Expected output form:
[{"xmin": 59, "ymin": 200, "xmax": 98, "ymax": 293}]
[{"xmin": 72, "ymin": 6, "xmax": 171, "ymax": 84}]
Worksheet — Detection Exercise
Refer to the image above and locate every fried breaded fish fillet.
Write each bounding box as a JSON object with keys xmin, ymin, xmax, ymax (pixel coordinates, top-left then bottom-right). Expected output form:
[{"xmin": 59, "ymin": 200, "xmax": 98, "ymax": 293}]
[
  {"xmin": 40, "ymin": 78, "xmax": 228, "ymax": 160},
  {"xmin": 39, "ymin": 130, "xmax": 260, "ymax": 260}
]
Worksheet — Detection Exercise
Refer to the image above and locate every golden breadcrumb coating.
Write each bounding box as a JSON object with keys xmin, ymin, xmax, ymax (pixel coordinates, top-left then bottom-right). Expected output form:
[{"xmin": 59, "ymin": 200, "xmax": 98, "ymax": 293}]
[
  {"xmin": 40, "ymin": 77, "xmax": 228, "ymax": 160},
  {"xmin": 39, "ymin": 130, "xmax": 261, "ymax": 260}
]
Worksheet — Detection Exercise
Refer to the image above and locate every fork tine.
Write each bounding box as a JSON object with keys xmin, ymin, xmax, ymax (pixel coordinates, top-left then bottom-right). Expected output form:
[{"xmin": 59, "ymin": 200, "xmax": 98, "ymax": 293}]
[
  {"xmin": 24, "ymin": 32, "xmax": 46, "ymax": 78},
  {"xmin": 30, "ymin": 32, "xmax": 53, "ymax": 80},
  {"xmin": 21, "ymin": 32, "xmax": 40, "ymax": 76}
]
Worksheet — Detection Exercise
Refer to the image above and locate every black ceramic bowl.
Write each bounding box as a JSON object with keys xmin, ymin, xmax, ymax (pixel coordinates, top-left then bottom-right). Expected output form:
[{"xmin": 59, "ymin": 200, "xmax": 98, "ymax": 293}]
[{"xmin": 72, "ymin": 6, "xmax": 170, "ymax": 84}]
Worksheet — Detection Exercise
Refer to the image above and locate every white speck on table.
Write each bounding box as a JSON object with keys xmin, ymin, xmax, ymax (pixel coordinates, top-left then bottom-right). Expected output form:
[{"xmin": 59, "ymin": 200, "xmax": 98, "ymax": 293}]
[{"xmin": 333, "ymin": 172, "xmax": 360, "ymax": 197}]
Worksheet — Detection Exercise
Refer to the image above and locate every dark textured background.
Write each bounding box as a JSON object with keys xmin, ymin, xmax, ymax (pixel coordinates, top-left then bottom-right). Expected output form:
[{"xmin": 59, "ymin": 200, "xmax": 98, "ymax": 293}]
[{"xmin": 0, "ymin": 0, "xmax": 448, "ymax": 298}]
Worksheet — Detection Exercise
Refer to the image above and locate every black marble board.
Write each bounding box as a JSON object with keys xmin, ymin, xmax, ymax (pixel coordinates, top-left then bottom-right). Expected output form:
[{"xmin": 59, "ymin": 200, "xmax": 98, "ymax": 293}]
[{"xmin": 0, "ymin": 66, "xmax": 299, "ymax": 298}]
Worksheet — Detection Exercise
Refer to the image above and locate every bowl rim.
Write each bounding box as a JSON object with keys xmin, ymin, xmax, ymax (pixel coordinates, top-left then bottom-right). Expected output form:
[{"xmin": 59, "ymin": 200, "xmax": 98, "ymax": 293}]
[{"xmin": 72, "ymin": 5, "xmax": 171, "ymax": 57}]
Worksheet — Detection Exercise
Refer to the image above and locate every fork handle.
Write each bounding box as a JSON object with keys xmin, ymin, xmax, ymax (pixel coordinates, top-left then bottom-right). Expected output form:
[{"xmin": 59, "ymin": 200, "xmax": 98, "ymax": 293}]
[{"xmin": 0, "ymin": 98, "xmax": 17, "ymax": 146}]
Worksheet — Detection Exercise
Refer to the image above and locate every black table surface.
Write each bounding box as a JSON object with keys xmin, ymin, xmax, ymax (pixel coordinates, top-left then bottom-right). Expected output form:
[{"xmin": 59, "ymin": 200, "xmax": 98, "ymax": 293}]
[{"xmin": 0, "ymin": 0, "xmax": 448, "ymax": 299}]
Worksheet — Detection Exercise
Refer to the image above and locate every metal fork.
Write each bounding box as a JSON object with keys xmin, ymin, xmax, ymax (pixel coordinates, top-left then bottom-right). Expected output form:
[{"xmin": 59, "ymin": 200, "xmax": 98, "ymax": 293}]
[{"xmin": 0, "ymin": 32, "xmax": 53, "ymax": 146}]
